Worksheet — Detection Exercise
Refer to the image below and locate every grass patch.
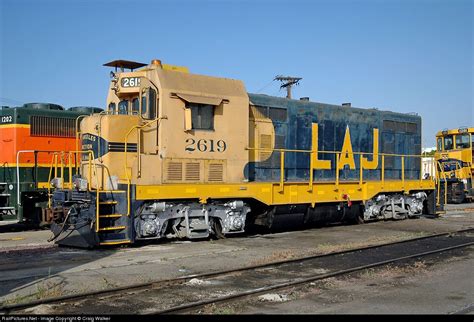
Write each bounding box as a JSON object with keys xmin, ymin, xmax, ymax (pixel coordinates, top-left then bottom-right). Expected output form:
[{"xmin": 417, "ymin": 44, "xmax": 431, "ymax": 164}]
[{"xmin": 2, "ymin": 278, "xmax": 65, "ymax": 306}]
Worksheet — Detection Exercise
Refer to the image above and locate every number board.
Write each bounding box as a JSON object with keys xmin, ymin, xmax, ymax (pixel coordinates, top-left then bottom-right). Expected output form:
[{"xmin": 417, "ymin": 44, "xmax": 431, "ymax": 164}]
[
  {"xmin": 1, "ymin": 115, "xmax": 13, "ymax": 124},
  {"xmin": 121, "ymin": 77, "xmax": 141, "ymax": 88},
  {"xmin": 185, "ymin": 139, "xmax": 227, "ymax": 153}
]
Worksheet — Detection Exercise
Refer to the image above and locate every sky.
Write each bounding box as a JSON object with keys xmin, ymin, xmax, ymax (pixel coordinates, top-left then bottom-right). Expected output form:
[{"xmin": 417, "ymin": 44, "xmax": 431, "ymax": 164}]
[{"xmin": 0, "ymin": 0, "xmax": 472, "ymax": 148}]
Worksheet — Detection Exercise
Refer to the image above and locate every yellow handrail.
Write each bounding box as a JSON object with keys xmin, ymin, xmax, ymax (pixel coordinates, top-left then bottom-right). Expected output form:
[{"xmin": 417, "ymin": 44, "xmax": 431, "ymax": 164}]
[
  {"xmin": 401, "ymin": 156, "xmax": 405, "ymax": 189},
  {"xmin": 247, "ymin": 147, "xmax": 429, "ymax": 196},
  {"xmin": 75, "ymin": 115, "xmax": 88, "ymax": 172},
  {"xmin": 279, "ymin": 151, "xmax": 285, "ymax": 192},
  {"xmin": 122, "ymin": 117, "xmax": 165, "ymax": 217}
]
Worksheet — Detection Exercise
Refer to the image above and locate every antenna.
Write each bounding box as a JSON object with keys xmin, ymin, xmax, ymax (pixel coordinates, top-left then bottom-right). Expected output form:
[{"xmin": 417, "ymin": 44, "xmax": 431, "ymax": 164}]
[{"xmin": 274, "ymin": 76, "xmax": 302, "ymax": 99}]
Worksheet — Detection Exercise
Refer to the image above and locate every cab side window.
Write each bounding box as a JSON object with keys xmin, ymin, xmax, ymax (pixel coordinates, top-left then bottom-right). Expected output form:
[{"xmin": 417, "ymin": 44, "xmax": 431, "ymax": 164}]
[
  {"xmin": 132, "ymin": 98, "xmax": 139, "ymax": 115},
  {"xmin": 108, "ymin": 102, "xmax": 116, "ymax": 114},
  {"xmin": 189, "ymin": 103, "xmax": 214, "ymax": 130},
  {"xmin": 141, "ymin": 88, "xmax": 157, "ymax": 120},
  {"xmin": 437, "ymin": 138, "xmax": 442, "ymax": 151}
]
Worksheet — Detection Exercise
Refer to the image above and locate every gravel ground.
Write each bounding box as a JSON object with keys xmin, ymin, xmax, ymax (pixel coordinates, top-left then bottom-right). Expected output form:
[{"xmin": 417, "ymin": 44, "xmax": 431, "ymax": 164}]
[{"xmin": 237, "ymin": 247, "xmax": 474, "ymax": 314}]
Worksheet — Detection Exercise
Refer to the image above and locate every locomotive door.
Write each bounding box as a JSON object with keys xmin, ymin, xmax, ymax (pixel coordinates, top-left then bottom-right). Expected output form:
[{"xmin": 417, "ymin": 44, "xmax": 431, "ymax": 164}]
[{"xmin": 139, "ymin": 78, "xmax": 159, "ymax": 155}]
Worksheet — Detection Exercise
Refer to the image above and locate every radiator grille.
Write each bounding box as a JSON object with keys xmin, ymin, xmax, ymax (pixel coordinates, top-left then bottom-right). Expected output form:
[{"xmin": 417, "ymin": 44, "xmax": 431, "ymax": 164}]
[
  {"xmin": 30, "ymin": 116, "xmax": 75, "ymax": 137},
  {"xmin": 167, "ymin": 162, "xmax": 182, "ymax": 181},
  {"xmin": 259, "ymin": 134, "xmax": 272, "ymax": 160},
  {"xmin": 208, "ymin": 163, "xmax": 224, "ymax": 182},
  {"xmin": 185, "ymin": 162, "xmax": 200, "ymax": 181},
  {"xmin": 250, "ymin": 105, "xmax": 266, "ymax": 120}
]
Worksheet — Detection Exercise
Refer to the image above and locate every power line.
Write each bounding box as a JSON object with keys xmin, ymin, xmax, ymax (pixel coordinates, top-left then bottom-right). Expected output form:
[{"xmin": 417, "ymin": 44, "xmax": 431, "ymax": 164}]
[{"xmin": 255, "ymin": 79, "xmax": 276, "ymax": 93}]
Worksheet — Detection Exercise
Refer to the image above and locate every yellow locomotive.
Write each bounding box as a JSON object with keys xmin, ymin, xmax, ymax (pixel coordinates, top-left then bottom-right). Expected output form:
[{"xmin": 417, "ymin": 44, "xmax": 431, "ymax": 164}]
[
  {"xmin": 435, "ymin": 127, "xmax": 474, "ymax": 203},
  {"xmin": 48, "ymin": 59, "xmax": 439, "ymax": 248}
]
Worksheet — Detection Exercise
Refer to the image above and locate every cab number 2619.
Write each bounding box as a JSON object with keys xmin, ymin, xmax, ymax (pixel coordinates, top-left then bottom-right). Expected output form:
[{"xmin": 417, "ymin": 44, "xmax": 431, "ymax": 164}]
[{"xmin": 185, "ymin": 139, "xmax": 227, "ymax": 152}]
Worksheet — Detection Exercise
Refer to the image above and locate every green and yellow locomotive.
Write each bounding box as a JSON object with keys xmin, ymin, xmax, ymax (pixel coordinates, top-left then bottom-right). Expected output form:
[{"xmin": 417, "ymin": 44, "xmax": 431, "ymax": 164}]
[{"xmin": 48, "ymin": 59, "xmax": 439, "ymax": 248}]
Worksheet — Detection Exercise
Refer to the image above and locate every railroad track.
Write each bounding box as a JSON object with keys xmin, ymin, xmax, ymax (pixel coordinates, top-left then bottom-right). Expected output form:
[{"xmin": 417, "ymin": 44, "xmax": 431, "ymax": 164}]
[{"xmin": 1, "ymin": 228, "xmax": 473, "ymax": 315}]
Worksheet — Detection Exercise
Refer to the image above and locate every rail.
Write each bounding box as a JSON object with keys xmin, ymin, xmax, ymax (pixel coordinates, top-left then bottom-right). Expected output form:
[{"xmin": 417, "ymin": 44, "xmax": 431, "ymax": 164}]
[{"xmin": 2, "ymin": 228, "xmax": 472, "ymax": 314}]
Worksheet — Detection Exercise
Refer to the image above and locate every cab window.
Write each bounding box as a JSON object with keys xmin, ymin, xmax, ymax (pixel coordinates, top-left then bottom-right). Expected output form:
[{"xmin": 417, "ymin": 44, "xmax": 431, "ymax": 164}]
[
  {"xmin": 455, "ymin": 134, "xmax": 470, "ymax": 149},
  {"xmin": 132, "ymin": 98, "xmax": 139, "ymax": 115},
  {"xmin": 108, "ymin": 102, "xmax": 116, "ymax": 114},
  {"xmin": 189, "ymin": 103, "xmax": 214, "ymax": 130},
  {"xmin": 141, "ymin": 88, "xmax": 156, "ymax": 120},
  {"xmin": 437, "ymin": 138, "xmax": 442, "ymax": 151},
  {"xmin": 118, "ymin": 100, "xmax": 128, "ymax": 115},
  {"xmin": 141, "ymin": 95, "xmax": 147, "ymax": 117},
  {"xmin": 444, "ymin": 135, "xmax": 453, "ymax": 150}
]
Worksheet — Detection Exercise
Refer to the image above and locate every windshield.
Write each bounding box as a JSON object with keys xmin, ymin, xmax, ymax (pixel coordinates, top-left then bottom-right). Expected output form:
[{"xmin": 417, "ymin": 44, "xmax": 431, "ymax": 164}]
[
  {"xmin": 108, "ymin": 97, "xmax": 140, "ymax": 115},
  {"xmin": 455, "ymin": 134, "xmax": 470, "ymax": 149},
  {"xmin": 444, "ymin": 135, "xmax": 453, "ymax": 151}
]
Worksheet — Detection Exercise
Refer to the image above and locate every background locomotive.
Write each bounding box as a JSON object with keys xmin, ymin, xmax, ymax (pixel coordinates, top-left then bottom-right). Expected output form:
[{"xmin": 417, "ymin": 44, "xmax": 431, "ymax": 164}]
[
  {"xmin": 48, "ymin": 59, "xmax": 439, "ymax": 248},
  {"xmin": 435, "ymin": 127, "xmax": 474, "ymax": 203},
  {"xmin": 0, "ymin": 103, "xmax": 102, "ymax": 226}
]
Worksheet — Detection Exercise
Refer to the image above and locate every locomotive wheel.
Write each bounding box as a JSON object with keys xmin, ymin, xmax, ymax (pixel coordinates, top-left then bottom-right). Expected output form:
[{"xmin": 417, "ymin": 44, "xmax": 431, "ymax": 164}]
[
  {"xmin": 212, "ymin": 220, "xmax": 226, "ymax": 239},
  {"xmin": 354, "ymin": 213, "xmax": 365, "ymax": 224}
]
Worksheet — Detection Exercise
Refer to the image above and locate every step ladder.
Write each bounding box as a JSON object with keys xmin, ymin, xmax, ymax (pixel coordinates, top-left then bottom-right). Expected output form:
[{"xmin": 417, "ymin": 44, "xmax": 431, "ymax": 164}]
[
  {"xmin": 95, "ymin": 190, "xmax": 131, "ymax": 246},
  {"xmin": 0, "ymin": 183, "xmax": 15, "ymax": 219}
]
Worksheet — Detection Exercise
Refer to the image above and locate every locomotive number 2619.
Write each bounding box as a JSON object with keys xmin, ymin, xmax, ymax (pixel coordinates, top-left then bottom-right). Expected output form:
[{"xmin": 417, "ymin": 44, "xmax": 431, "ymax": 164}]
[{"xmin": 185, "ymin": 139, "xmax": 227, "ymax": 152}]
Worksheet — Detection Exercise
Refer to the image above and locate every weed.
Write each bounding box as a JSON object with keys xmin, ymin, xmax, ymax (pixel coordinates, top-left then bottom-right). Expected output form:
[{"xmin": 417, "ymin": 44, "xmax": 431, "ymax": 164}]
[
  {"xmin": 2, "ymin": 278, "xmax": 65, "ymax": 306},
  {"xmin": 102, "ymin": 277, "xmax": 118, "ymax": 289}
]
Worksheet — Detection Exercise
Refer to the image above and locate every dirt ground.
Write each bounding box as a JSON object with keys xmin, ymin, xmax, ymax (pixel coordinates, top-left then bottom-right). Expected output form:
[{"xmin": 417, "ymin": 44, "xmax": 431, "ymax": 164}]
[{"xmin": 205, "ymin": 247, "xmax": 473, "ymax": 314}]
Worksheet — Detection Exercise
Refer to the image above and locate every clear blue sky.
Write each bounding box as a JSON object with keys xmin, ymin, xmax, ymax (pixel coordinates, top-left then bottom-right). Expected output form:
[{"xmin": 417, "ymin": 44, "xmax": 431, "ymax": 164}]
[{"xmin": 1, "ymin": 0, "xmax": 472, "ymax": 147}]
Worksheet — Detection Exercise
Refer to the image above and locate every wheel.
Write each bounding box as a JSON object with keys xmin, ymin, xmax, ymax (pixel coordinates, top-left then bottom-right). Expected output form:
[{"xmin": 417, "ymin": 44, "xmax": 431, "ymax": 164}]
[{"xmin": 212, "ymin": 219, "xmax": 225, "ymax": 239}]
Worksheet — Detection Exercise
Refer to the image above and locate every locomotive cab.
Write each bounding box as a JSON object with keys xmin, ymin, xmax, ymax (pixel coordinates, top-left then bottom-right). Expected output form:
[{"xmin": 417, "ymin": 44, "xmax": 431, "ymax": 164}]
[
  {"xmin": 80, "ymin": 59, "xmax": 251, "ymax": 191},
  {"xmin": 434, "ymin": 127, "xmax": 474, "ymax": 203}
]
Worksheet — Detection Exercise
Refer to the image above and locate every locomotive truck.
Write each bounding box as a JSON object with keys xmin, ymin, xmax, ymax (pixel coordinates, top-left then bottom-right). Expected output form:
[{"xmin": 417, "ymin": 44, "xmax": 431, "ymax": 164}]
[{"xmin": 47, "ymin": 59, "xmax": 439, "ymax": 248}]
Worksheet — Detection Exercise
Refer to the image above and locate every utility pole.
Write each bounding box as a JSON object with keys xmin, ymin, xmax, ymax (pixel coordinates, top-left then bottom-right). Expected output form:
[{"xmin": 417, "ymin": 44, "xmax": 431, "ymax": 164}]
[{"xmin": 274, "ymin": 76, "xmax": 302, "ymax": 99}]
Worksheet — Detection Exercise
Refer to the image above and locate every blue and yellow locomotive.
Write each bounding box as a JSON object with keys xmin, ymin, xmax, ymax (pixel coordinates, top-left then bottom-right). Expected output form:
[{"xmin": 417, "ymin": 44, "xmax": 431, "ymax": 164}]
[{"xmin": 48, "ymin": 59, "xmax": 439, "ymax": 248}]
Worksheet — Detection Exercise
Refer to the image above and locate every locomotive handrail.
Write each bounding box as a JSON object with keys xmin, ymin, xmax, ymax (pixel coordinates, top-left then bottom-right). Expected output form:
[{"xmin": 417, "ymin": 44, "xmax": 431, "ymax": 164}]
[
  {"xmin": 46, "ymin": 149, "xmax": 100, "ymax": 231},
  {"xmin": 16, "ymin": 150, "xmax": 81, "ymax": 207},
  {"xmin": 122, "ymin": 116, "xmax": 166, "ymax": 218},
  {"xmin": 75, "ymin": 115, "xmax": 89, "ymax": 172},
  {"xmin": 97, "ymin": 111, "xmax": 110, "ymax": 164},
  {"xmin": 245, "ymin": 147, "xmax": 428, "ymax": 158},
  {"xmin": 435, "ymin": 160, "xmax": 448, "ymax": 206},
  {"xmin": 247, "ymin": 147, "xmax": 428, "ymax": 192}
]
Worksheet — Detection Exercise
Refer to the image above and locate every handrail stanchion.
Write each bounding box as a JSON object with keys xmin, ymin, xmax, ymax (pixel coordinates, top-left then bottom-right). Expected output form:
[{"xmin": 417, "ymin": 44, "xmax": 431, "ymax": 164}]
[
  {"xmin": 279, "ymin": 151, "xmax": 285, "ymax": 192},
  {"xmin": 381, "ymin": 155, "xmax": 385, "ymax": 188},
  {"xmin": 54, "ymin": 153, "xmax": 58, "ymax": 179},
  {"xmin": 308, "ymin": 151, "xmax": 313, "ymax": 192},
  {"xmin": 401, "ymin": 156, "xmax": 405, "ymax": 189},
  {"xmin": 359, "ymin": 154, "xmax": 363, "ymax": 187},
  {"xmin": 60, "ymin": 152, "xmax": 65, "ymax": 188},
  {"xmin": 47, "ymin": 154, "xmax": 55, "ymax": 208},
  {"xmin": 335, "ymin": 153, "xmax": 340, "ymax": 190},
  {"xmin": 68, "ymin": 152, "xmax": 73, "ymax": 189},
  {"xmin": 419, "ymin": 155, "xmax": 423, "ymax": 184}
]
